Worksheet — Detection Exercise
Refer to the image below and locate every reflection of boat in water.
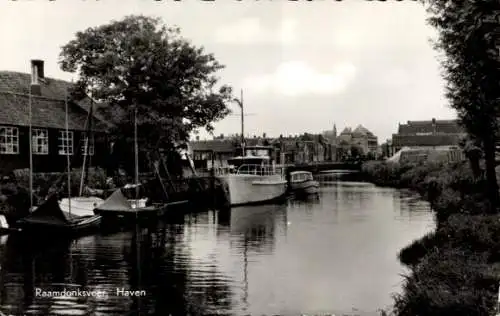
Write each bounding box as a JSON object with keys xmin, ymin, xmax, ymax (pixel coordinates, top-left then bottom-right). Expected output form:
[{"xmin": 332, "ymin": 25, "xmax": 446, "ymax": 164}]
[
  {"xmin": 228, "ymin": 204, "xmax": 287, "ymax": 312},
  {"xmin": 288, "ymin": 193, "xmax": 321, "ymax": 206},
  {"xmin": 289, "ymin": 171, "xmax": 319, "ymax": 196},
  {"xmin": 229, "ymin": 204, "xmax": 287, "ymax": 253}
]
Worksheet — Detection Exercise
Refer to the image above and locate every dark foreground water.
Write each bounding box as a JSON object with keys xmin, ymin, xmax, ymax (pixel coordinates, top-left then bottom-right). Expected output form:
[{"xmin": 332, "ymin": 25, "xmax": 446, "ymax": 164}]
[{"xmin": 0, "ymin": 173, "xmax": 434, "ymax": 316}]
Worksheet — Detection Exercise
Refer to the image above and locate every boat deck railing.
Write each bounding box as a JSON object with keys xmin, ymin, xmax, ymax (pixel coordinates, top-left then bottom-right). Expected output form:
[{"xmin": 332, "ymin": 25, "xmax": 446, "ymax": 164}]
[
  {"xmin": 195, "ymin": 164, "xmax": 289, "ymax": 177},
  {"xmin": 236, "ymin": 164, "xmax": 285, "ymax": 177}
]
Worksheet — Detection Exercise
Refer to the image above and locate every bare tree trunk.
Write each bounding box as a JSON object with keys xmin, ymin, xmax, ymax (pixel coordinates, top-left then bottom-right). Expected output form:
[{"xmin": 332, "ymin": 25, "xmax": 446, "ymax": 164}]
[
  {"xmin": 483, "ymin": 138, "xmax": 499, "ymax": 212},
  {"xmin": 466, "ymin": 150, "xmax": 482, "ymax": 178}
]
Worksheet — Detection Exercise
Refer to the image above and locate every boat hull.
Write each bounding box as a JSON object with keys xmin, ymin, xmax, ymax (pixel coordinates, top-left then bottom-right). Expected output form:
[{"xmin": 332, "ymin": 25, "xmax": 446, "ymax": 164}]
[
  {"xmin": 95, "ymin": 200, "xmax": 189, "ymax": 225},
  {"xmin": 218, "ymin": 174, "xmax": 288, "ymax": 207},
  {"xmin": 290, "ymin": 180, "xmax": 320, "ymax": 196},
  {"xmin": 15, "ymin": 215, "xmax": 102, "ymax": 237}
]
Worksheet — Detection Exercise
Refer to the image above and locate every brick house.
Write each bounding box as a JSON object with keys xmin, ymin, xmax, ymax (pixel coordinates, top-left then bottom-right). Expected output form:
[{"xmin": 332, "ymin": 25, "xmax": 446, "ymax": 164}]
[
  {"xmin": 391, "ymin": 118, "xmax": 466, "ymax": 152},
  {"xmin": 0, "ymin": 60, "xmax": 109, "ymax": 174}
]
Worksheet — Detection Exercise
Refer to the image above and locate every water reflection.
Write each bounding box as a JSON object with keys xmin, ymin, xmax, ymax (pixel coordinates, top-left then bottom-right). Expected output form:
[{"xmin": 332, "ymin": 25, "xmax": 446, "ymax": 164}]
[
  {"xmin": 229, "ymin": 204, "xmax": 287, "ymax": 254},
  {"xmin": 0, "ymin": 175, "xmax": 434, "ymax": 316}
]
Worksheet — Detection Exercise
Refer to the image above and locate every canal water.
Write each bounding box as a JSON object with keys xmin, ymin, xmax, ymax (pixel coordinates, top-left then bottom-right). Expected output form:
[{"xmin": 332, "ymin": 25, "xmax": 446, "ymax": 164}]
[{"xmin": 0, "ymin": 172, "xmax": 434, "ymax": 316}]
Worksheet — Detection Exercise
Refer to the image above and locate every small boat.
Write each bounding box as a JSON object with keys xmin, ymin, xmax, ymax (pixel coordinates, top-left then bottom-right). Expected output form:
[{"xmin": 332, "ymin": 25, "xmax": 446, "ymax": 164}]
[
  {"xmin": 59, "ymin": 196, "xmax": 104, "ymax": 217},
  {"xmin": 11, "ymin": 69, "xmax": 101, "ymax": 237},
  {"xmin": 289, "ymin": 171, "xmax": 319, "ymax": 196},
  {"xmin": 58, "ymin": 97, "xmax": 105, "ymax": 216},
  {"xmin": 15, "ymin": 194, "xmax": 102, "ymax": 236},
  {"xmin": 93, "ymin": 188, "xmax": 169, "ymax": 223}
]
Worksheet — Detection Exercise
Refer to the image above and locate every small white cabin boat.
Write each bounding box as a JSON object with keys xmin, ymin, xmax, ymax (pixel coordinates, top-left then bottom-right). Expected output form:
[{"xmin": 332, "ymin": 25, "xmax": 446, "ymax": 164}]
[
  {"xmin": 217, "ymin": 146, "xmax": 287, "ymax": 207},
  {"xmin": 289, "ymin": 171, "xmax": 319, "ymax": 196}
]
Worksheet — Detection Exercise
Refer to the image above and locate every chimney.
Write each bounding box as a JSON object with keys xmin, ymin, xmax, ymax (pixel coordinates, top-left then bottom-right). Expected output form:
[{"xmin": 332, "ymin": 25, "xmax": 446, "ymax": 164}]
[
  {"xmin": 31, "ymin": 59, "xmax": 44, "ymax": 80},
  {"xmin": 30, "ymin": 59, "xmax": 44, "ymax": 96}
]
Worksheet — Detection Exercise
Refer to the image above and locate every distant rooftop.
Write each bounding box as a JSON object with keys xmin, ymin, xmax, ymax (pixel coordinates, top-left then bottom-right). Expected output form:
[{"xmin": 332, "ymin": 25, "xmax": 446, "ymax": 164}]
[{"xmin": 397, "ymin": 118, "xmax": 464, "ymax": 135}]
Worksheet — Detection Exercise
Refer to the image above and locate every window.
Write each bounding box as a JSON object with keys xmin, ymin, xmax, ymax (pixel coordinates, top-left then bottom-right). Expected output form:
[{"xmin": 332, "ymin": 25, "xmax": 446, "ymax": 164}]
[
  {"xmin": 58, "ymin": 130, "xmax": 74, "ymax": 155},
  {"xmin": 32, "ymin": 129, "xmax": 48, "ymax": 155},
  {"xmin": 80, "ymin": 133, "xmax": 95, "ymax": 156},
  {"xmin": 0, "ymin": 127, "xmax": 19, "ymax": 154}
]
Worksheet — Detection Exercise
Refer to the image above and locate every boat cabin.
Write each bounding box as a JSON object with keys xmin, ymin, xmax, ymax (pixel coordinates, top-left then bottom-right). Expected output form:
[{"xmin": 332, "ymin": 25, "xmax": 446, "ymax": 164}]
[
  {"xmin": 226, "ymin": 146, "xmax": 286, "ymax": 176},
  {"xmin": 290, "ymin": 171, "xmax": 314, "ymax": 183},
  {"xmin": 228, "ymin": 146, "xmax": 274, "ymax": 168}
]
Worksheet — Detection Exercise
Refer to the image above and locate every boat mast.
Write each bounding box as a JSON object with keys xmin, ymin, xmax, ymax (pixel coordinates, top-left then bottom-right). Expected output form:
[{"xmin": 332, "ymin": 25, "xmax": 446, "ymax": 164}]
[
  {"xmin": 134, "ymin": 106, "xmax": 139, "ymax": 199},
  {"xmin": 65, "ymin": 85, "xmax": 71, "ymax": 214},
  {"xmin": 79, "ymin": 98, "xmax": 92, "ymax": 196},
  {"xmin": 240, "ymin": 89, "xmax": 245, "ymax": 156},
  {"xmin": 234, "ymin": 89, "xmax": 245, "ymax": 156},
  {"xmin": 28, "ymin": 68, "xmax": 33, "ymax": 210}
]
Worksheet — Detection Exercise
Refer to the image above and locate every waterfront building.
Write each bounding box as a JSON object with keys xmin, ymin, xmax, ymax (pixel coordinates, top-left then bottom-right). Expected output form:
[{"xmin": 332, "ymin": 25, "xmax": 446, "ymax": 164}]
[
  {"xmin": 333, "ymin": 124, "xmax": 378, "ymax": 158},
  {"xmin": 0, "ymin": 60, "xmax": 109, "ymax": 174},
  {"xmin": 272, "ymin": 134, "xmax": 332, "ymax": 164},
  {"xmin": 391, "ymin": 118, "xmax": 466, "ymax": 152},
  {"xmin": 188, "ymin": 137, "xmax": 237, "ymax": 170}
]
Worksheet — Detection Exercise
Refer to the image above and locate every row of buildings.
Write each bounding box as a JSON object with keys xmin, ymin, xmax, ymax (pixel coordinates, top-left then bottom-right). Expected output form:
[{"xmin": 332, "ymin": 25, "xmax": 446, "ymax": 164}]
[
  {"xmin": 189, "ymin": 118, "xmax": 470, "ymax": 168},
  {"xmin": 189, "ymin": 123, "xmax": 381, "ymax": 169},
  {"xmin": 0, "ymin": 59, "xmax": 471, "ymax": 175}
]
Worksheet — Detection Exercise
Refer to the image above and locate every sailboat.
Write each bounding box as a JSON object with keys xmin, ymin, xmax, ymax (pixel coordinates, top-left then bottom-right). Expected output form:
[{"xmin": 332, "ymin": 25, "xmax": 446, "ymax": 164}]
[
  {"xmin": 59, "ymin": 97, "xmax": 104, "ymax": 216},
  {"xmin": 14, "ymin": 74, "xmax": 102, "ymax": 236},
  {"xmin": 93, "ymin": 107, "xmax": 170, "ymax": 222}
]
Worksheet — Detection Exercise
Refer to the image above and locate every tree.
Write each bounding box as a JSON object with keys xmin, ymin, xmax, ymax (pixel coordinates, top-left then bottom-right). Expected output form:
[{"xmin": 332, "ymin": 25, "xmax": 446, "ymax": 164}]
[
  {"xmin": 59, "ymin": 15, "xmax": 233, "ymax": 151},
  {"xmin": 459, "ymin": 135, "xmax": 483, "ymax": 178},
  {"xmin": 424, "ymin": 0, "xmax": 500, "ymax": 210},
  {"xmin": 350, "ymin": 145, "xmax": 363, "ymax": 159}
]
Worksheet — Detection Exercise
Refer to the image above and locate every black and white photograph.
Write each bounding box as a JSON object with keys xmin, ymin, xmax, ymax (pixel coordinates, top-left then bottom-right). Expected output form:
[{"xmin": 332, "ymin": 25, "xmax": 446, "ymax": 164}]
[{"xmin": 0, "ymin": 0, "xmax": 499, "ymax": 315}]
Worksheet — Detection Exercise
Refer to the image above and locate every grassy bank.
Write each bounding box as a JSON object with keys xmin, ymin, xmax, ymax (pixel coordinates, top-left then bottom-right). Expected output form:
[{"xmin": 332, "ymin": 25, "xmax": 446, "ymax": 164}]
[{"xmin": 362, "ymin": 160, "xmax": 500, "ymax": 316}]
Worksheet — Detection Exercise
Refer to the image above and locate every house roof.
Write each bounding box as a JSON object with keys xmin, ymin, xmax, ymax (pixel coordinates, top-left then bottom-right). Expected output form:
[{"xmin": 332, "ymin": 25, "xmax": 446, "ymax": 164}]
[
  {"xmin": 340, "ymin": 127, "xmax": 352, "ymax": 135},
  {"xmin": 397, "ymin": 119, "xmax": 464, "ymax": 135},
  {"xmin": 352, "ymin": 124, "xmax": 376, "ymax": 137},
  {"xmin": 190, "ymin": 140, "xmax": 236, "ymax": 152},
  {"xmin": 0, "ymin": 71, "xmax": 109, "ymax": 131}
]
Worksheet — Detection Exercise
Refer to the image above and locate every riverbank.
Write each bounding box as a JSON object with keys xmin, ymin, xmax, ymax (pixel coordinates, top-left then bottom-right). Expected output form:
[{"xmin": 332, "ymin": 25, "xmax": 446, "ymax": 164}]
[
  {"xmin": 0, "ymin": 168, "xmax": 228, "ymax": 222},
  {"xmin": 362, "ymin": 160, "xmax": 500, "ymax": 316}
]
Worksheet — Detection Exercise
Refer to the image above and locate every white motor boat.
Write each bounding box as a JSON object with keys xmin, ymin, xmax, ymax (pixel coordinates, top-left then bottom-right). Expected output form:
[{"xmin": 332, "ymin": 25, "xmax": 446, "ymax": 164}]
[{"xmin": 218, "ymin": 146, "xmax": 288, "ymax": 207}]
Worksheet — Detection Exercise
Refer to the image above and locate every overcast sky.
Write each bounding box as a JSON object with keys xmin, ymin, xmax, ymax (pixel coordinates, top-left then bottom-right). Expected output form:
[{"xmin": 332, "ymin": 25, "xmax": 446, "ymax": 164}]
[{"xmin": 0, "ymin": 0, "xmax": 456, "ymax": 142}]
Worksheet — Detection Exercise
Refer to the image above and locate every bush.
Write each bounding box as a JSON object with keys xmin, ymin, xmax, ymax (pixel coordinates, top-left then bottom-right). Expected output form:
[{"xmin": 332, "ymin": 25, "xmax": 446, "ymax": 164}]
[
  {"xmin": 393, "ymin": 248, "xmax": 498, "ymax": 316},
  {"xmin": 362, "ymin": 160, "xmax": 500, "ymax": 316},
  {"xmin": 11, "ymin": 167, "xmax": 108, "ymax": 198}
]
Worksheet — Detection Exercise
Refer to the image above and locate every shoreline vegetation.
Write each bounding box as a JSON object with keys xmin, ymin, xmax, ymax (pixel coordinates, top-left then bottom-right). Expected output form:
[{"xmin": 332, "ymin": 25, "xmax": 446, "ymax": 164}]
[
  {"xmin": 0, "ymin": 167, "xmax": 229, "ymax": 226},
  {"xmin": 362, "ymin": 160, "xmax": 500, "ymax": 316}
]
